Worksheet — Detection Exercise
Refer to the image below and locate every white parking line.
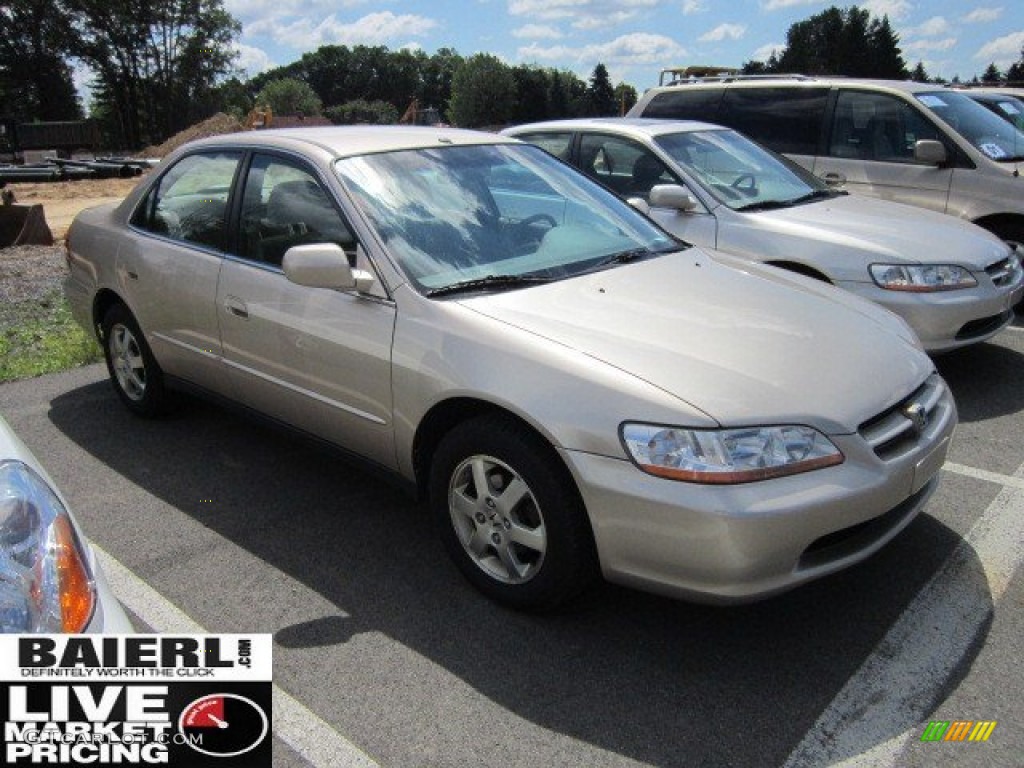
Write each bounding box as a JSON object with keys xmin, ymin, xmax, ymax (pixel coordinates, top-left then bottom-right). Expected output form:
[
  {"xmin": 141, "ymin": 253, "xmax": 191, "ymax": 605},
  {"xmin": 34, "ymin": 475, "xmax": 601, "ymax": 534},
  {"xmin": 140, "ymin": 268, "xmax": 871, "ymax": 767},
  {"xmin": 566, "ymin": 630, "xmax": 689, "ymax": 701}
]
[
  {"xmin": 782, "ymin": 461, "xmax": 1024, "ymax": 767},
  {"xmin": 94, "ymin": 545, "xmax": 381, "ymax": 768}
]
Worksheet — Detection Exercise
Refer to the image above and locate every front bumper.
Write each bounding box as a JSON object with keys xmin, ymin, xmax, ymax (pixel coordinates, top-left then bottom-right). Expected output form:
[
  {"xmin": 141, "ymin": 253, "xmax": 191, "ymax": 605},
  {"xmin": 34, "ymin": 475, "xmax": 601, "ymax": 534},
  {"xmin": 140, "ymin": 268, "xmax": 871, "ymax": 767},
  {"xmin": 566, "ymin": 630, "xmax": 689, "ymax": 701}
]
[
  {"xmin": 835, "ymin": 260, "xmax": 1024, "ymax": 353},
  {"xmin": 561, "ymin": 376, "xmax": 957, "ymax": 603}
]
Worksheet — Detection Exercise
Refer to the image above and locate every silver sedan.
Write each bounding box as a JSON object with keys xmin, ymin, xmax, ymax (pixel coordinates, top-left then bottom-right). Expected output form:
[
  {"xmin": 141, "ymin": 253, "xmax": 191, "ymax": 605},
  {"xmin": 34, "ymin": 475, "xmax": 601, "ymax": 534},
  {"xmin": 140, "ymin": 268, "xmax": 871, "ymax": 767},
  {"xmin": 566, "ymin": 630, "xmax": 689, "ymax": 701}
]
[
  {"xmin": 66, "ymin": 126, "xmax": 956, "ymax": 609},
  {"xmin": 503, "ymin": 118, "xmax": 1024, "ymax": 353},
  {"xmin": 1, "ymin": 414, "xmax": 132, "ymax": 633}
]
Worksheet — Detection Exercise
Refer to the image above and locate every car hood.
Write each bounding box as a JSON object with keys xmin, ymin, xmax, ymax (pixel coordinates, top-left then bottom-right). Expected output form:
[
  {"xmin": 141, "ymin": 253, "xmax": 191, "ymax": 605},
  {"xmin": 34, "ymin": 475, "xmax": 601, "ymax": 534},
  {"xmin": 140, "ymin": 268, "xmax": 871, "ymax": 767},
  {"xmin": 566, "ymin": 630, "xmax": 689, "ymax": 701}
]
[
  {"xmin": 746, "ymin": 194, "xmax": 1009, "ymax": 269},
  {"xmin": 458, "ymin": 249, "xmax": 932, "ymax": 434}
]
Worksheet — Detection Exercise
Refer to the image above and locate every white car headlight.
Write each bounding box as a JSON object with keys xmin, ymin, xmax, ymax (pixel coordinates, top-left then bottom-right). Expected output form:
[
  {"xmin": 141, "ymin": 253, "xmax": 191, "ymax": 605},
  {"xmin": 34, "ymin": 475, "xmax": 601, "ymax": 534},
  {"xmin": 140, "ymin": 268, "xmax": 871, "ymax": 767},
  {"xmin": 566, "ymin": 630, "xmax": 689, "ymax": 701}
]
[
  {"xmin": 869, "ymin": 264, "xmax": 977, "ymax": 292},
  {"xmin": 1, "ymin": 460, "xmax": 96, "ymax": 632},
  {"xmin": 621, "ymin": 423, "xmax": 843, "ymax": 484}
]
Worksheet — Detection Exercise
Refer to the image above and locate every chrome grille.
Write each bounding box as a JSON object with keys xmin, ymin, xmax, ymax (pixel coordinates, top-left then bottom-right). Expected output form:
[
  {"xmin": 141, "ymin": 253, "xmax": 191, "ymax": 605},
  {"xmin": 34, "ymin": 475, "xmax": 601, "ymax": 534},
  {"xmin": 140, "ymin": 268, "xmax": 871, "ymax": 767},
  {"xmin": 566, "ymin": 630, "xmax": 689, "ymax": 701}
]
[
  {"xmin": 858, "ymin": 374, "xmax": 945, "ymax": 460},
  {"xmin": 985, "ymin": 253, "xmax": 1018, "ymax": 287}
]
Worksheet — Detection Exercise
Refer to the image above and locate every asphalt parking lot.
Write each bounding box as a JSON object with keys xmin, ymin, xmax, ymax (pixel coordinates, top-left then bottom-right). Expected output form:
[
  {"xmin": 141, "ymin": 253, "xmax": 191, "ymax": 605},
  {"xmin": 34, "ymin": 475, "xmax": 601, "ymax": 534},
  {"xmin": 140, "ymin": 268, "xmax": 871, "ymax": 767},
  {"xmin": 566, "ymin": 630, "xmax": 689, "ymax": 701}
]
[{"xmin": 2, "ymin": 323, "xmax": 1023, "ymax": 768}]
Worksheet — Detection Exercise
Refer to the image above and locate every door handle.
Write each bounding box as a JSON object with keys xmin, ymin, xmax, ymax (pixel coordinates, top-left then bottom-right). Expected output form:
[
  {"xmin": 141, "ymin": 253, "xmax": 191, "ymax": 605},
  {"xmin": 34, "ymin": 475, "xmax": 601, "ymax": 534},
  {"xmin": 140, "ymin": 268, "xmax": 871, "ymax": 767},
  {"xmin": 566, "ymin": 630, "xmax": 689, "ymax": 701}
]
[
  {"xmin": 822, "ymin": 172, "xmax": 846, "ymax": 187},
  {"xmin": 224, "ymin": 296, "xmax": 249, "ymax": 319}
]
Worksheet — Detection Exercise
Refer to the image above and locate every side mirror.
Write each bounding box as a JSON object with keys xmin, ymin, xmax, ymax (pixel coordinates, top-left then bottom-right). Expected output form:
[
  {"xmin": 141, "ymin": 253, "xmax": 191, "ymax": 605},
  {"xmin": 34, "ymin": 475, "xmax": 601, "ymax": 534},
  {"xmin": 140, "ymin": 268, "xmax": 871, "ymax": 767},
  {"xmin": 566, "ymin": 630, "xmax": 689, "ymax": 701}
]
[
  {"xmin": 649, "ymin": 184, "xmax": 698, "ymax": 212},
  {"xmin": 282, "ymin": 243, "xmax": 375, "ymax": 292},
  {"xmin": 914, "ymin": 139, "xmax": 947, "ymax": 165}
]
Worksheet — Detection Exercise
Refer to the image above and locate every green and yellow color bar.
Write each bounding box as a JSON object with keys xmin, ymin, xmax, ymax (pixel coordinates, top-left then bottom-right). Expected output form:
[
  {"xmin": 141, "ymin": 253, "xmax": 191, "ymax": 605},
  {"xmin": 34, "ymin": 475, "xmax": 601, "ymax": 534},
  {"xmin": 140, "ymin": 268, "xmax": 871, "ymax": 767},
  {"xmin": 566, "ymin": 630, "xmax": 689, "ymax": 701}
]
[{"xmin": 920, "ymin": 720, "xmax": 997, "ymax": 742}]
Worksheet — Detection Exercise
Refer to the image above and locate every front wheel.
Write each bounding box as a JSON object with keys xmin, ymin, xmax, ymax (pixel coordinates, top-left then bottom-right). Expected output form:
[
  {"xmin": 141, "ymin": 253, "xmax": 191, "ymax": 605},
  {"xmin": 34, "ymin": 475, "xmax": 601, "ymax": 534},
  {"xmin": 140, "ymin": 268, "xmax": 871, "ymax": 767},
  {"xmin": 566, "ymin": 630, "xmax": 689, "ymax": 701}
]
[
  {"xmin": 101, "ymin": 304, "xmax": 170, "ymax": 417},
  {"xmin": 430, "ymin": 415, "xmax": 598, "ymax": 611}
]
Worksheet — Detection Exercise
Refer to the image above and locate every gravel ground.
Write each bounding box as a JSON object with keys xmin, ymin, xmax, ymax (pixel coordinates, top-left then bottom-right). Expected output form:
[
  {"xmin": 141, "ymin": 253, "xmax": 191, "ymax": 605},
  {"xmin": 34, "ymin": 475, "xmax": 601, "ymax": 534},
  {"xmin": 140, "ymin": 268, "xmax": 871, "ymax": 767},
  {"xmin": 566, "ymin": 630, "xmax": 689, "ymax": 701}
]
[{"xmin": 0, "ymin": 244, "xmax": 67, "ymax": 307}]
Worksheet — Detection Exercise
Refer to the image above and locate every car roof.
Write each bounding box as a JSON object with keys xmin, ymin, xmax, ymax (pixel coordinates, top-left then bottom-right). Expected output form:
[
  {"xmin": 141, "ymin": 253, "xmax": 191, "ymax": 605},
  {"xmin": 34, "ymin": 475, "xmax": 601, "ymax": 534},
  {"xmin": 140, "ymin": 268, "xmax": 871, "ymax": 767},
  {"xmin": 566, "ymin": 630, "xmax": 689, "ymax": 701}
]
[
  {"xmin": 644, "ymin": 76, "xmax": 960, "ymax": 96},
  {"xmin": 503, "ymin": 117, "xmax": 727, "ymax": 140},
  {"xmin": 182, "ymin": 125, "xmax": 519, "ymax": 159}
]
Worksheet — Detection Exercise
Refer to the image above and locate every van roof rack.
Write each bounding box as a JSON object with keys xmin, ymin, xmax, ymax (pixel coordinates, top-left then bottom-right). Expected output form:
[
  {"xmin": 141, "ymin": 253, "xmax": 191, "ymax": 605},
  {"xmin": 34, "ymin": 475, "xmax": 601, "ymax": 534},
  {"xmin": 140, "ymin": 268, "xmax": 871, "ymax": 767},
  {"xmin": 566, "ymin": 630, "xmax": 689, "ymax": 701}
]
[{"xmin": 660, "ymin": 71, "xmax": 815, "ymax": 86}]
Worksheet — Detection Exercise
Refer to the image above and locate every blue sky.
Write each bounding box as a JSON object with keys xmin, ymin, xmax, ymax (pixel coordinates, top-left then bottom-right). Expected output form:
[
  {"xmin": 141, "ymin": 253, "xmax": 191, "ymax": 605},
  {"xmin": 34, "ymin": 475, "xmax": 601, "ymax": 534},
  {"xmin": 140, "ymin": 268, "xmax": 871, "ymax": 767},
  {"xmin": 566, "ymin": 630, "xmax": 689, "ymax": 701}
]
[{"xmin": 223, "ymin": 0, "xmax": 1024, "ymax": 89}]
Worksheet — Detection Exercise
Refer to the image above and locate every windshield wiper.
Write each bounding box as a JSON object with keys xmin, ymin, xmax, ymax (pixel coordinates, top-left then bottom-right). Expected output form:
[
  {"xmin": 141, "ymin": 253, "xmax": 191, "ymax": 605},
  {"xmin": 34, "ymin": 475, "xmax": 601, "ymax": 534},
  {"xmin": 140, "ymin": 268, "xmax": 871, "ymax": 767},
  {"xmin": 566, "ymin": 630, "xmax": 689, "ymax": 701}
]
[
  {"xmin": 425, "ymin": 274, "xmax": 553, "ymax": 297},
  {"xmin": 735, "ymin": 189, "xmax": 838, "ymax": 212}
]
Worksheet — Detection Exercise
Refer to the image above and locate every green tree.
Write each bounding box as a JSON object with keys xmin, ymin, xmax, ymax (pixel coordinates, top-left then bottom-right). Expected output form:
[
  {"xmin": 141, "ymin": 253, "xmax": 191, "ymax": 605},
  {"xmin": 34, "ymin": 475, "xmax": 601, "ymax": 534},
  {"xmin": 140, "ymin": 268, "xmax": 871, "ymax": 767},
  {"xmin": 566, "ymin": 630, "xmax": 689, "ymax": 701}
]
[
  {"xmin": 586, "ymin": 63, "xmax": 616, "ymax": 116},
  {"xmin": 255, "ymin": 77, "xmax": 323, "ymax": 116},
  {"xmin": 613, "ymin": 82, "xmax": 638, "ymax": 115},
  {"xmin": 757, "ymin": 5, "xmax": 907, "ymax": 78},
  {"xmin": 910, "ymin": 61, "xmax": 929, "ymax": 82},
  {"xmin": 325, "ymin": 99, "xmax": 399, "ymax": 125},
  {"xmin": 510, "ymin": 65, "xmax": 550, "ymax": 123},
  {"xmin": 981, "ymin": 63, "xmax": 1003, "ymax": 84},
  {"xmin": 448, "ymin": 53, "xmax": 515, "ymax": 127},
  {"xmin": 0, "ymin": 0, "xmax": 82, "ymax": 121},
  {"xmin": 65, "ymin": 0, "xmax": 240, "ymax": 148},
  {"xmin": 1007, "ymin": 48, "xmax": 1024, "ymax": 83}
]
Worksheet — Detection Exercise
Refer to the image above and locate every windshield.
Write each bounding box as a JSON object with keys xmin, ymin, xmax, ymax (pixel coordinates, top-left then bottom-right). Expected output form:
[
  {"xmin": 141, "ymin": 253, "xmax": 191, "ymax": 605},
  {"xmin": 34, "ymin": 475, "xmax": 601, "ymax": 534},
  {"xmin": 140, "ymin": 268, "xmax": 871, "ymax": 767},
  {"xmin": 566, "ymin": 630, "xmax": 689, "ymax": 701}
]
[
  {"xmin": 335, "ymin": 143, "xmax": 678, "ymax": 293},
  {"xmin": 916, "ymin": 90, "xmax": 1024, "ymax": 162},
  {"xmin": 654, "ymin": 129, "xmax": 832, "ymax": 210}
]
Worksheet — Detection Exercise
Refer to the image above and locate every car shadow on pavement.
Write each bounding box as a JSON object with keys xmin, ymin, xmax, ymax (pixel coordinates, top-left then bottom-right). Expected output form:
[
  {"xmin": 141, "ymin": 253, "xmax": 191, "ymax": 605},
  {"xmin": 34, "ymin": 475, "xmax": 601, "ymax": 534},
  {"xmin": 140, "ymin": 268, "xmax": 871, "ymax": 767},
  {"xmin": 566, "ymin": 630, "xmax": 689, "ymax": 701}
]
[
  {"xmin": 45, "ymin": 380, "xmax": 992, "ymax": 768},
  {"xmin": 936, "ymin": 339, "xmax": 1024, "ymax": 423}
]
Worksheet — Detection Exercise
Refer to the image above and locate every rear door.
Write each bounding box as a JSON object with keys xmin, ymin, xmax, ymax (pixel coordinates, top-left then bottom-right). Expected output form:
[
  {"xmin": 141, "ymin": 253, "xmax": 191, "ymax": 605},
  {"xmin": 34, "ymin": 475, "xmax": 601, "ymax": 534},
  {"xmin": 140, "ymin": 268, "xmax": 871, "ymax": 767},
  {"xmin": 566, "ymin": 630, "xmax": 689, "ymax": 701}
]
[{"xmin": 121, "ymin": 150, "xmax": 242, "ymax": 395}]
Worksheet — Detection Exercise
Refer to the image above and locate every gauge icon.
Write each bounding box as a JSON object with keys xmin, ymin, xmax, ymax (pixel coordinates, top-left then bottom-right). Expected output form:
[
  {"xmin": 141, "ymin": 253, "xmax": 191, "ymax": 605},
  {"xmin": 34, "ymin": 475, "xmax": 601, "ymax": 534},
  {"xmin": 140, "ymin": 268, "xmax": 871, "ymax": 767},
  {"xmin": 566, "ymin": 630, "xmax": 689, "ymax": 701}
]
[{"xmin": 178, "ymin": 693, "xmax": 269, "ymax": 758}]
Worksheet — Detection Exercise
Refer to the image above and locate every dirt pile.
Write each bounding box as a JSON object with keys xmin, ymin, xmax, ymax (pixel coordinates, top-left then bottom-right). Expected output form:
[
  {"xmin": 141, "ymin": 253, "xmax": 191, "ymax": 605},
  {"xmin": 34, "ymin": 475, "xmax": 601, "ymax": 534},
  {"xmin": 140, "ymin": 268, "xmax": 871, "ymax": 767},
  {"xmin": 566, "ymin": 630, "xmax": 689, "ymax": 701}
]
[{"xmin": 140, "ymin": 112, "xmax": 244, "ymax": 158}]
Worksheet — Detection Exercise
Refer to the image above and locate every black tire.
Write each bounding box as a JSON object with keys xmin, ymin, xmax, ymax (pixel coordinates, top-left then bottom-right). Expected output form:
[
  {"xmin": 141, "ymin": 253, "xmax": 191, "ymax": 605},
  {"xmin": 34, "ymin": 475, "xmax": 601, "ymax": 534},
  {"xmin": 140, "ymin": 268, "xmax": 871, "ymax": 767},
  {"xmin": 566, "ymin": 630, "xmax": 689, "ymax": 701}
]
[
  {"xmin": 101, "ymin": 304, "xmax": 170, "ymax": 417},
  {"xmin": 430, "ymin": 414, "xmax": 598, "ymax": 611}
]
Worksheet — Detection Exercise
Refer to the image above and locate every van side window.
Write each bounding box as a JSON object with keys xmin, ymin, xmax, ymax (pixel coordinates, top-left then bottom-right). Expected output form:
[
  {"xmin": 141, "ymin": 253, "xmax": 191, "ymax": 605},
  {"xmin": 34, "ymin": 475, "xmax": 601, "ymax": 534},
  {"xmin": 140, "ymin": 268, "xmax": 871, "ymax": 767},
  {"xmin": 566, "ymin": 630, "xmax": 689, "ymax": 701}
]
[
  {"xmin": 719, "ymin": 87, "xmax": 829, "ymax": 155},
  {"xmin": 641, "ymin": 89, "xmax": 724, "ymax": 121},
  {"xmin": 828, "ymin": 91, "xmax": 943, "ymax": 163}
]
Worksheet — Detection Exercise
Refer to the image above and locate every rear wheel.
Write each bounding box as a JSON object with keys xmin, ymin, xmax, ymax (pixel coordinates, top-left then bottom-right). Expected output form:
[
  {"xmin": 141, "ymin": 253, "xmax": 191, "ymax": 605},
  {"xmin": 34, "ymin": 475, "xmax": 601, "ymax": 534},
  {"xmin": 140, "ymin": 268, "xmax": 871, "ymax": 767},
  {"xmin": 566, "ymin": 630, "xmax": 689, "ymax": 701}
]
[
  {"xmin": 101, "ymin": 304, "xmax": 169, "ymax": 417},
  {"xmin": 430, "ymin": 415, "xmax": 597, "ymax": 611}
]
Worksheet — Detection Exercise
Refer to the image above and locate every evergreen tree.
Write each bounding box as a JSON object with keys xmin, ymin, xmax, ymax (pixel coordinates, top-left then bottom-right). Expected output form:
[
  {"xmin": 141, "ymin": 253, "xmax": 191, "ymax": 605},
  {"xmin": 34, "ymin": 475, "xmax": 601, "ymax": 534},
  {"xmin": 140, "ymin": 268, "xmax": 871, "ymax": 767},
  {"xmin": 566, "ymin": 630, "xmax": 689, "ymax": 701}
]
[
  {"xmin": 586, "ymin": 63, "xmax": 616, "ymax": 117},
  {"xmin": 910, "ymin": 62, "xmax": 929, "ymax": 83},
  {"xmin": 981, "ymin": 63, "xmax": 1003, "ymax": 84}
]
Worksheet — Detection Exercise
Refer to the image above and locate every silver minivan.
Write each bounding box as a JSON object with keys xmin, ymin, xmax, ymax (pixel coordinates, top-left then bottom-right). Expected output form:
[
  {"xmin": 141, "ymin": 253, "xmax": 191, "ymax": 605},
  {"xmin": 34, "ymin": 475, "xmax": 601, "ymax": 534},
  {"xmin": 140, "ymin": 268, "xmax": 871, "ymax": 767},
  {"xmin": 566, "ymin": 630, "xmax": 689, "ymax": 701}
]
[
  {"xmin": 628, "ymin": 77, "xmax": 1024, "ymax": 244},
  {"xmin": 503, "ymin": 117, "xmax": 1024, "ymax": 352}
]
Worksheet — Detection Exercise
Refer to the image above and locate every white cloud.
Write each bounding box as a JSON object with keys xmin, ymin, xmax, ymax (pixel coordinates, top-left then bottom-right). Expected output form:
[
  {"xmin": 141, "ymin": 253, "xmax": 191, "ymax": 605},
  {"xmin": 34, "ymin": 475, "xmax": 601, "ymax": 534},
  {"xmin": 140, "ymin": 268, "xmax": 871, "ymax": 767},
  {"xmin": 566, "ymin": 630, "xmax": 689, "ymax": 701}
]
[
  {"xmin": 906, "ymin": 16, "xmax": 949, "ymax": 37},
  {"xmin": 962, "ymin": 7, "xmax": 1003, "ymax": 24},
  {"xmin": 261, "ymin": 11, "xmax": 438, "ymax": 48},
  {"xmin": 761, "ymin": 0, "xmax": 825, "ymax": 11},
  {"xmin": 974, "ymin": 30, "xmax": 1024, "ymax": 66},
  {"xmin": 752, "ymin": 42, "xmax": 784, "ymax": 61},
  {"xmin": 512, "ymin": 24, "xmax": 563, "ymax": 39},
  {"xmin": 682, "ymin": 0, "xmax": 707, "ymax": 13},
  {"xmin": 509, "ymin": 0, "xmax": 658, "ymax": 30},
  {"xmin": 226, "ymin": 0, "xmax": 368, "ymax": 25},
  {"xmin": 699, "ymin": 23, "xmax": 746, "ymax": 42},
  {"xmin": 860, "ymin": 0, "xmax": 913, "ymax": 21},
  {"xmin": 904, "ymin": 37, "xmax": 957, "ymax": 53},
  {"xmin": 519, "ymin": 32, "xmax": 687, "ymax": 67},
  {"xmin": 233, "ymin": 43, "xmax": 274, "ymax": 76}
]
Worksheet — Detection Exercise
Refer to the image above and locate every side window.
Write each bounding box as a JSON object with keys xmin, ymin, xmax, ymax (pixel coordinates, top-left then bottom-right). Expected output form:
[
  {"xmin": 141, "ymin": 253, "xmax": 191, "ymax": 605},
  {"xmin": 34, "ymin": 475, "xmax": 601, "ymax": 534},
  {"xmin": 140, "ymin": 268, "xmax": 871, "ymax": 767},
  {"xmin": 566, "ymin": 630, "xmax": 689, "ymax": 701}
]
[
  {"xmin": 641, "ymin": 88, "xmax": 724, "ymax": 121},
  {"xmin": 131, "ymin": 152, "xmax": 241, "ymax": 250},
  {"xmin": 513, "ymin": 132, "xmax": 573, "ymax": 161},
  {"xmin": 578, "ymin": 134, "xmax": 676, "ymax": 197},
  {"xmin": 719, "ymin": 87, "xmax": 829, "ymax": 155},
  {"xmin": 238, "ymin": 154, "xmax": 356, "ymax": 267},
  {"xmin": 828, "ymin": 90, "xmax": 942, "ymax": 162}
]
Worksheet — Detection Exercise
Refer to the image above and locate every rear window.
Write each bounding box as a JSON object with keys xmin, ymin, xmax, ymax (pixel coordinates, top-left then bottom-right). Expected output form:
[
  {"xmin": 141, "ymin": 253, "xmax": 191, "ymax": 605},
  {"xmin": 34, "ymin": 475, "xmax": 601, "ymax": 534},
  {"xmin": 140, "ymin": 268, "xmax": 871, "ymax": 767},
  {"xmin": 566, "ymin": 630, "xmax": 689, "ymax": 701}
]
[
  {"xmin": 719, "ymin": 87, "xmax": 829, "ymax": 155},
  {"xmin": 640, "ymin": 88, "xmax": 724, "ymax": 121}
]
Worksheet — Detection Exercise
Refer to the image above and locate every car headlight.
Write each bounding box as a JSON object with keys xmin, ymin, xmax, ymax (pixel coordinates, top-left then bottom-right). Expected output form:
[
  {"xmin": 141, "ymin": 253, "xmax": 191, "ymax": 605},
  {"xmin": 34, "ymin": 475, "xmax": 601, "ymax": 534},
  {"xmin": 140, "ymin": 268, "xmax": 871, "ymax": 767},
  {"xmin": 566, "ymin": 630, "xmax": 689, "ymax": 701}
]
[
  {"xmin": 869, "ymin": 264, "xmax": 977, "ymax": 292},
  {"xmin": 621, "ymin": 423, "xmax": 843, "ymax": 484},
  {"xmin": 1, "ymin": 460, "xmax": 96, "ymax": 633}
]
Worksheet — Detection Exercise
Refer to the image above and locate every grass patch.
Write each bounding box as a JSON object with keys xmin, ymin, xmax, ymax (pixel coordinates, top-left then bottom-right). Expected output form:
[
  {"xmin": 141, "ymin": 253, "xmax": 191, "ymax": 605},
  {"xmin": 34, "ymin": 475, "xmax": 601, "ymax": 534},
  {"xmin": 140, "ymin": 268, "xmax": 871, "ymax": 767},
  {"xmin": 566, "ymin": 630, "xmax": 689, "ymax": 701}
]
[{"xmin": 0, "ymin": 289, "xmax": 102, "ymax": 382}]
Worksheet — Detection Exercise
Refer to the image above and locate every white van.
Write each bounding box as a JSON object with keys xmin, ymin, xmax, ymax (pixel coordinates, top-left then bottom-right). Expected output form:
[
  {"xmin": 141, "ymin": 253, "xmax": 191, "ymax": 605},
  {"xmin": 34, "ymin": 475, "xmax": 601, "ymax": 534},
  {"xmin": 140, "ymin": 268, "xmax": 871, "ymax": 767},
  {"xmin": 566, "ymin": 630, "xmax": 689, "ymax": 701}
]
[{"xmin": 628, "ymin": 77, "xmax": 1024, "ymax": 243}]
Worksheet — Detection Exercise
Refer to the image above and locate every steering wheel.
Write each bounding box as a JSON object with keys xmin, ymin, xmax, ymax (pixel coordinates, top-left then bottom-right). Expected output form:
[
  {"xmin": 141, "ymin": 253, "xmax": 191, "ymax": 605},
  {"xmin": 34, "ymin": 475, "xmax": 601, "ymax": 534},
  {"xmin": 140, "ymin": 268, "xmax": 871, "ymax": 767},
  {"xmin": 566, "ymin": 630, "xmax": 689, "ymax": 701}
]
[
  {"xmin": 506, "ymin": 213, "xmax": 557, "ymax": 256},
  {"xmin": 731, "ymin": 173, "xmax": 757, "ymax": 195}
]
